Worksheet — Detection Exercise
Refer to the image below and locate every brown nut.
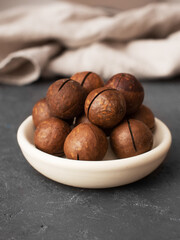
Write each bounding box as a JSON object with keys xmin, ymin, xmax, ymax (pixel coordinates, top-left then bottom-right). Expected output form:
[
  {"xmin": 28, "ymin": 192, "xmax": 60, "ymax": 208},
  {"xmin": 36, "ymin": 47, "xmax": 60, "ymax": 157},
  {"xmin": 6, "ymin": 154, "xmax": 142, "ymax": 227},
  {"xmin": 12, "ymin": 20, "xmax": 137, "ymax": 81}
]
[
  {"xmin": 34, "ymin": 117, "xmax": 71, "ymax": 156},
  {"xmin": 46, "ymin": 79, "xmax": 87, "ymax": 119},
  {"xmin": 64, "ymin": 123, "xmax": 108, "ymax": 160},
  {"xmin": 106, "ymin": 73, "xmax": 144, "ymax": 114},
  {"xmin": 84, "ymin": 87, "xmax": 126, "ymax": 128},
  {"xmin": 71, "ymin": 71, "xmax": 104, "ymax": 94},
  {"xmin": 75, "ymin": 113, "xmax": 112, "ymax": 136},
  {"xmin": 75, "ymin": 112, "xmax": 91, "ymax": 126},
  {"xmin": 110, "ymin": 119, "xmax": 153, "ymax": 158},
  {"xmin": 32, "ymin": 98, "xmax": 51, "ymax": 128},
  {"xmin": 129, "ymin": 105, "xmax": 155, "ymax": 131}
]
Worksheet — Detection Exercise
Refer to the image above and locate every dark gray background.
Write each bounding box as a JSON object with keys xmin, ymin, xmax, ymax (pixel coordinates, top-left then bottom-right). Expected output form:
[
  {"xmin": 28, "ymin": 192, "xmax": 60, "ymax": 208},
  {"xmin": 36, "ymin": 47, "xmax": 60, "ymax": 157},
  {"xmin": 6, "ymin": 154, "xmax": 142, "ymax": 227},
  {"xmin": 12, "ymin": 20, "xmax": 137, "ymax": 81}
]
[{"xmin": 0, "ymin": 76, "xmax": 180, "ymax": 240}]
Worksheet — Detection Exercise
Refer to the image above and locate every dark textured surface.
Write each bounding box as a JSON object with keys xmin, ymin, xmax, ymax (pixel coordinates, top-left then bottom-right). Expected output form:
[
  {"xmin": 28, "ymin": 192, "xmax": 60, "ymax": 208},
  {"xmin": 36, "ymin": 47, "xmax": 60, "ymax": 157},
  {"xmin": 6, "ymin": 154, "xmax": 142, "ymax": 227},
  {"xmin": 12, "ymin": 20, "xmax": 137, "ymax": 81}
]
[{"xmin": 0, "ymin": 77, "xmax": 180, "ymax": 240}]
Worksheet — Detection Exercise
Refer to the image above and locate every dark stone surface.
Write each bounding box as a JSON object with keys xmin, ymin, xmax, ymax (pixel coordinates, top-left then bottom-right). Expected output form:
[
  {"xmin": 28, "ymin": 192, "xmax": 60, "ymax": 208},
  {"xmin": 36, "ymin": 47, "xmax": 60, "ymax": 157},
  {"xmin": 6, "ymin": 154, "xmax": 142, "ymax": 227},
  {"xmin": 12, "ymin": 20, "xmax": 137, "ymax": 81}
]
[{"xmin": 0, "ymin": 76, "xmax": 180, "ymax": 240}]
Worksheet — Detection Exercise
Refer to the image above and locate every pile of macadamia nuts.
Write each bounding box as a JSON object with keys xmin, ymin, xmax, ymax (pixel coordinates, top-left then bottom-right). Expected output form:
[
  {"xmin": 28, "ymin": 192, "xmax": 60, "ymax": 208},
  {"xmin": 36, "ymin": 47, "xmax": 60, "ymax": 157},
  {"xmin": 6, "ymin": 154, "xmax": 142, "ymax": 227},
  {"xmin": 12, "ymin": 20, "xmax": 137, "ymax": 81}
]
[{"xmin": 33, "ymin": 72, "xmax": 155, "ymax": 161}]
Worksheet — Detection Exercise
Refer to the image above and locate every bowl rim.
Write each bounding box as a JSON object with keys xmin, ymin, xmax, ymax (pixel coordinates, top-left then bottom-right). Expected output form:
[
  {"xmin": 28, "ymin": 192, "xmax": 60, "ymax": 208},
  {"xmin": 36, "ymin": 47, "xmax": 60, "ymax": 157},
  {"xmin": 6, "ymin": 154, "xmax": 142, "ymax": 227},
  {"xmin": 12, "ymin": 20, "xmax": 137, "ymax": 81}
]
[{"xmin": 17, "ymin": 116, "xmax": 172, "ymax": 171}]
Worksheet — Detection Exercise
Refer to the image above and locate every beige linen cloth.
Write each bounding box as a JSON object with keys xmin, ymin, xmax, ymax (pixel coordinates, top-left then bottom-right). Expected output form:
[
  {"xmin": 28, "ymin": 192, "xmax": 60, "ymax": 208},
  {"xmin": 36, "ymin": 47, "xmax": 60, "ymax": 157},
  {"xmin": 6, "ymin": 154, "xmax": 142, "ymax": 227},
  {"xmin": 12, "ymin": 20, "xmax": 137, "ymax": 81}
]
[{"xmin": 0, "ymin": 2, "xmax": 180, "ymax": 85}]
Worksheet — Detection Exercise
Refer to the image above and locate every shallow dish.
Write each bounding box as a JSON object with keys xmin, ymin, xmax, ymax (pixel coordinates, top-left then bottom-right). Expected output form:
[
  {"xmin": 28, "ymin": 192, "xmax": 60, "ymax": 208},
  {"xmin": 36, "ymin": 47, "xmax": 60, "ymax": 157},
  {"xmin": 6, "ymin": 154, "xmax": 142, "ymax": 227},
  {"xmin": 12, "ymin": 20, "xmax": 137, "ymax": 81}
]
[{"xmin": 17, "ymin": 116, "xmax": 172, "ymax": 188}]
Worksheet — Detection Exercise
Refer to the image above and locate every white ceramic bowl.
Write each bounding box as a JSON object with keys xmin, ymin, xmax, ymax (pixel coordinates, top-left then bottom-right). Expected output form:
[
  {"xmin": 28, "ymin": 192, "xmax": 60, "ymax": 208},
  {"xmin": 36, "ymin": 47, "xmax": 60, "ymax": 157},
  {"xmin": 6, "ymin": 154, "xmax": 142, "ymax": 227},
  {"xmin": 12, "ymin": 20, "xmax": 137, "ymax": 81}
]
[{"xmin": 17, "ymin": 116, "xmax": 172, "ymax": 189}]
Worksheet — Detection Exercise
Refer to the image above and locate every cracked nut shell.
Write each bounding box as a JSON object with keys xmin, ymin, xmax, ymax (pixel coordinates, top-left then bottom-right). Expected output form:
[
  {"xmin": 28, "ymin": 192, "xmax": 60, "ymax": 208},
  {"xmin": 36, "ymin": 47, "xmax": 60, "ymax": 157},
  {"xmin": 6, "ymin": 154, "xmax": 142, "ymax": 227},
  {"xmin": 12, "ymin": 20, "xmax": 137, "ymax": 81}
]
[
  {"xmin": 71, "ymin": 71, "xmax": 104, "ymax": 94},
  {"xmin": 110, "ymin": 119, "xmax": 153, "ymax": 158},
  {"xmin": 106, "ymin": 73, "xmax": 144, "ymax": 114},
  {"xmin": 32, "ymin": 98, "xmax": 51, "ymax": 128},
  {"xmin": 84, "ymin": 87, "xmax": 126, "ymax": 128},
  {"xmin": 46, "ymin": 79, "xmax": 87, "ymax": 119},
  {"xmin": 129, "ymin": 105, "xmax": 155, "ymax": 131},
  {"xmin": 34, "ymin": 117, "xmax": 71, "ymax": 156},
  {"xmin": 64, "ymin": 123, "xmax": 108, "ymax": 160}
]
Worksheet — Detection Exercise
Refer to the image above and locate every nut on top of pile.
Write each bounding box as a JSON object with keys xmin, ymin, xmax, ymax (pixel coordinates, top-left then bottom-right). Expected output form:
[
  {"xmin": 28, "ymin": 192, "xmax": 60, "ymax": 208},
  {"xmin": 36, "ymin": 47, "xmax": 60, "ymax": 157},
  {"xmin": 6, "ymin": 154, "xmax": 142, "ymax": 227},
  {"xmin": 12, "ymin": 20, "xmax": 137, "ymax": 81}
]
[{"xmin": 33, "ymin": 72, "xmax": 155, "ymax": 161}]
